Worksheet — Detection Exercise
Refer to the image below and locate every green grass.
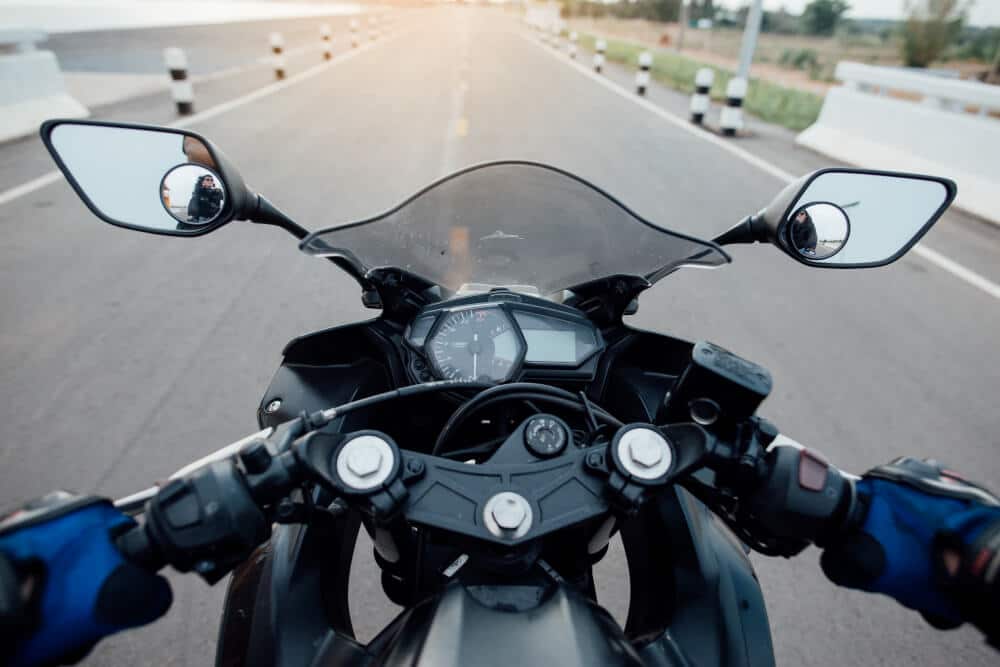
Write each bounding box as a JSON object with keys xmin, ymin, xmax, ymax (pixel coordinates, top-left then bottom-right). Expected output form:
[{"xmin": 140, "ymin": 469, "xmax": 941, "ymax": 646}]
[{"xmin": 576, "ymin": 34, "xmax": 824, "ymax": 132}]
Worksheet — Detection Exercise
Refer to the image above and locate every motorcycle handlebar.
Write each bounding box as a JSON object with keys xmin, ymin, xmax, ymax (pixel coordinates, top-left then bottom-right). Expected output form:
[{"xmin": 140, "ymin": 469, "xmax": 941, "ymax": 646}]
[{"xmin": 115, "ymin": 415, "xmax": 865, "ymax": 579}]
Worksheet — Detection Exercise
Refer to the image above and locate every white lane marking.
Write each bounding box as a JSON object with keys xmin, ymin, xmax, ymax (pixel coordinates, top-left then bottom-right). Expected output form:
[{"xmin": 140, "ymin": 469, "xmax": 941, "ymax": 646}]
[
  {"xmin": 0, "ymin": 27, "xmax": 407, "ymax": 208},
  {"xmin": 911, "ymin": 245, "xmax": 1000, "ymax": 300},
  {"xmin": 0, "ymin": 172, "xmax": 62, "ymax": 207},
  {"xmin": 521, "ymin": 32, "xmax": 1000, "ymax": 303}
]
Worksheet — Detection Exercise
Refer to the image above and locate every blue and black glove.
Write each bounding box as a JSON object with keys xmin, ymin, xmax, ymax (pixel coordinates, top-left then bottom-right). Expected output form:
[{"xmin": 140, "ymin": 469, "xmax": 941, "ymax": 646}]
[
  {"xmin": 821, "ymin": 458, "xmax": 1000, "ymax": 646},
  {"xmin": 0, "ymin": 492, "xmax": 172, "ymax": 666}
]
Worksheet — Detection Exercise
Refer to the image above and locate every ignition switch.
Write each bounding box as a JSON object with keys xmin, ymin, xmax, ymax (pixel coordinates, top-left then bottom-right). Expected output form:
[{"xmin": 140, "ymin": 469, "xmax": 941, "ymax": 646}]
[{"xmin": 523, "ymin": 415, "xmax": 570, "ymax": 458}]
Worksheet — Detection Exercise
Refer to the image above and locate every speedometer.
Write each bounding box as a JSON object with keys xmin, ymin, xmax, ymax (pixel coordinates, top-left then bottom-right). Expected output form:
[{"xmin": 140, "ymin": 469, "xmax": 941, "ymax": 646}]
[{"xmin": 426, "ymin": 307, "xmax": 523, "ymax": 383}]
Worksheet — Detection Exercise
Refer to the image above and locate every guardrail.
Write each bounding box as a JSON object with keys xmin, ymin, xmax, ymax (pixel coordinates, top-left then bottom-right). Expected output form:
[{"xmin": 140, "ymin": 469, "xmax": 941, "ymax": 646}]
[
  {"xmin": 835, "ymin": 61, "xmax": 1000, "ymax": 116},
  {"xmin": 0, "ymin": 28, "xmax": 88, "ymax": 144},
  {"xmin": 797, "ymin": 61, "xmax": 1000, "ymax": 224}
]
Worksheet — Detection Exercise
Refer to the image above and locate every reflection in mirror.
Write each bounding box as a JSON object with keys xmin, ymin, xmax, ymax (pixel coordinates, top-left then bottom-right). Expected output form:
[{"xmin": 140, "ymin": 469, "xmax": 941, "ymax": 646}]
[
  {"xmin": 47, "ymin": 124, "xmax": 227, "ymax": 234},
  {"xmin": 785, "ymin": 172, "xmax": 949, "ymax": 265},
  {"xmin": 160, "ymin": 165, "xmax": 227, "ymax": 228},
  {"xmin": 787, "ymin": 202, "xmax": 849, "ymax": 260}
]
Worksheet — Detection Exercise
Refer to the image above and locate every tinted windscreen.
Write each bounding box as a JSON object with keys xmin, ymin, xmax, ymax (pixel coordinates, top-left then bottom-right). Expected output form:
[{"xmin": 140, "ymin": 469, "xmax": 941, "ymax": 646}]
[{"xmin": 300, "ymin": 162, "xmax": 728, "ymax": 294}]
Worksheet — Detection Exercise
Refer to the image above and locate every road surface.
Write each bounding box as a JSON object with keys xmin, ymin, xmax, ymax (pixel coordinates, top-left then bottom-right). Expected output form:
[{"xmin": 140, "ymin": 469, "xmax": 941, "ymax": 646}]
[{"xmin": 1, "ymin": 7, "xmax": 998, "ymax": 666}]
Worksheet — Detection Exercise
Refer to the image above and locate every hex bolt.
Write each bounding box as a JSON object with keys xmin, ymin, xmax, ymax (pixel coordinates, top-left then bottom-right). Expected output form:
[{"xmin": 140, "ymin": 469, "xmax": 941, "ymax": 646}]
[
  {"xmin": 346, "ymin": 445, "xmax": 383, "ymax": 477},
  {"xmin": 491, "ymin": 496, "xmax": 526, "ymax": 530},
  {"xmin": 629, "ymin": 436, "xmax": 663, "ymax": 468},
  {"xmin": 264, "ymin": 399, "xmax": 282, "ymax": 414}
]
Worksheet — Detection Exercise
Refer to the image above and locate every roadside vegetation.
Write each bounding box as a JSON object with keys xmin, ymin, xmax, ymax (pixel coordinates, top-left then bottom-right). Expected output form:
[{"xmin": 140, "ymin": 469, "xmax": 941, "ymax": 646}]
[
  {"xmin": 562, "ymin": 0, "xmax": 1000, "ymax": 83},
  {"xmin": 575, "ymin": 32, "xmax": 824, "ymax": 131}
]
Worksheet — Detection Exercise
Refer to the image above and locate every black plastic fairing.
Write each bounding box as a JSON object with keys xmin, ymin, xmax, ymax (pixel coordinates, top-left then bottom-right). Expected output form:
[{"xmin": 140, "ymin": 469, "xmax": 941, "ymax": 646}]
[{"xmin": 369, "ymin": 582, "xmax": 644, "ymax": 666}]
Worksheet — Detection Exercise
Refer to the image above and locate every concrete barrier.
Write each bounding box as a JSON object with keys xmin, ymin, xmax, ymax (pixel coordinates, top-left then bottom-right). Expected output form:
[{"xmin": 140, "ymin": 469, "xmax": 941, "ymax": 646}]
[
  {"xmin": 0, "ymin": 28, "xmax": 88, "ymax": 144},
  {"xmin": 797, "ymin": 61, "xmax": 1000, "ymax": 224}
]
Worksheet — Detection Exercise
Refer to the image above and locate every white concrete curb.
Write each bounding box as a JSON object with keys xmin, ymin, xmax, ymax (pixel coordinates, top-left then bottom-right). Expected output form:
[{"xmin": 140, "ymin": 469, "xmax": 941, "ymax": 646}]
[{"xmin": 0, "ymin": 37, "xmax": 89, "ymax": 144}]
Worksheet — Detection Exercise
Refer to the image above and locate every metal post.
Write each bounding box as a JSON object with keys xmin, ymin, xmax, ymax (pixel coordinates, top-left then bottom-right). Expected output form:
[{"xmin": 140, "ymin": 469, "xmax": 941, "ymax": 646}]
[
  {"xmin": 677, "ymin": 1, "xmax": 687, "ymax": 52},
  {"xmin": 636, "ymin": 51, "xmax": 652, "ymax": 95},
  {"xmin": 594, "ymin": 39, "xmax": 606, "ymax": 73},
  {"xmin": 270, "ymin": 32, "xmax": 285, "ymax": 80},
  {"xmin": 689, "ymin": 67, "xmax": 714, "ymax": 125},
  {"xmin": 735, "ymin": 0, "xmax": 763, "ymax": 80},
  {"xmin": 164, "ymin": 47, "xmax": 193, "ymax": 115},
  {"xmin": 320, "ymin": 23, "xmax": 332, "ymax": 60}
]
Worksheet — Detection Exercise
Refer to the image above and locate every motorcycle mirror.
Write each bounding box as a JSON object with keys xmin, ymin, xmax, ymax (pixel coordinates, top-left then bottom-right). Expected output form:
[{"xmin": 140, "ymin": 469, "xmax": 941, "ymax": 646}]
[
  {"xmin": 716, "ymin": 168, "xmax": 956, "ymax": 268},
  {"xmin": 41, "ymin": 120, "xmax": 255, "ymax": 236}
]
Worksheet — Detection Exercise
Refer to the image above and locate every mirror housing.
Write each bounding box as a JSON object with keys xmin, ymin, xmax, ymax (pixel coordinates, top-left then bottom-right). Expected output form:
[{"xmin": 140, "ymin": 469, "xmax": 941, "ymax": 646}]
[
  {"xmin": 41, "ymin": 119, "xmax": 256, "ymax": 236},
  {"xmin": 731, "ymin": 167, "xmax": 956, "ymax": 268}
]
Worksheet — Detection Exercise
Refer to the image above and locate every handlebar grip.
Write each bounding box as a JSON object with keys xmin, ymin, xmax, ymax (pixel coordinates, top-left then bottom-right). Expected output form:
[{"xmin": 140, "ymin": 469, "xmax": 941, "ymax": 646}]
[
  {"xmin": 115, "ymin": 523, "xmax": 165, "ymax": 572},
  {"xmin": 744, "ymin": 439, "xmax": 858, "ymax": 547},
  {"xmin": 138, "ymin": 461, "xmax": 270, "ymax": 584}
]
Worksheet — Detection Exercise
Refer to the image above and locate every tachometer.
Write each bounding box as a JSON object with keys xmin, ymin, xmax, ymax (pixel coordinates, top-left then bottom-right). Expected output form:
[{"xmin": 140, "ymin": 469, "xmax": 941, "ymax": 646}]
[{"xmin": 426, "ymin": 307, "xmax": 523, "ymax": 383}]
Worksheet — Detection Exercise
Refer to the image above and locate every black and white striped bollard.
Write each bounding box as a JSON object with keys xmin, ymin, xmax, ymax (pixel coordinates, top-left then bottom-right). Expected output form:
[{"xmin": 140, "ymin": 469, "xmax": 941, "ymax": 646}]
[
  {"xmin": 164, "ymin": 47, "xmax": 193, "ymax": 115},
  {"xmin": 689, "ymin": 67, "xmax": 713, "ymax": 125},
  {"xmin": 320, "ymin": 23, "xmax": 332, "ymax": 60},
  {"xmin": 350, "ymin": 19, "xmax": 359, "ymax": 48},
  {"xmin": 635, "ymin": 51, "xmax": 652, "ymax": 95},
  {"xmin": 270, "ymin": 32, "xmax": 285, "ymax": 80},
  {"xmin": 593, "ymin": 39, "xmax": 606, "ymax": 73},
  {"xmin": 568, "ymin": 31, "xmax": 578, "ymax": 59},
  {"xmin": 720, "ymin": 77, "xmax": 747, "ymax": 137}
]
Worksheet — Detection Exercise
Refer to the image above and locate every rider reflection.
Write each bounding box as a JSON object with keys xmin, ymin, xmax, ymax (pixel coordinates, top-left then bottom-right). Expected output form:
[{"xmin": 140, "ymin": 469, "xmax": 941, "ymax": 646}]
[
  {"xmin": 187, "ymin": 174, "xmax": 223, "ymax": 224},
  {"xmin": 791, "ymin": 209, "xmax": 818, "ymax": 256}
]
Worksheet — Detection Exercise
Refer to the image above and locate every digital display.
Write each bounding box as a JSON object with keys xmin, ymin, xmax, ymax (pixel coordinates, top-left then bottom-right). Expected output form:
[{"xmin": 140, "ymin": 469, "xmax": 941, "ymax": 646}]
[{"xmin": 523, "ymin": 329, "xmax": 576, "ymax": 363}]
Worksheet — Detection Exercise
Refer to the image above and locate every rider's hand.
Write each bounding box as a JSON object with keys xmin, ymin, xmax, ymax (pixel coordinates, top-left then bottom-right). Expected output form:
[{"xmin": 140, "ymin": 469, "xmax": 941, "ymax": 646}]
[
  {"xmin": 820, "ymin": 458, "xmax": 1000, "ymax": 644},
  {"xmin": 0, "ymin": 492, "xmax": 172, "ymax": 666}
]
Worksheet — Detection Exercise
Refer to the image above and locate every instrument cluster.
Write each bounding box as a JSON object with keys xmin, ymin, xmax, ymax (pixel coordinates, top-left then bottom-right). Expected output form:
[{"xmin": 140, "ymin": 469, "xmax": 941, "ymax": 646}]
[{"xmin": 404, "ymin": 298, "xmax": 604, "ymax": 384}]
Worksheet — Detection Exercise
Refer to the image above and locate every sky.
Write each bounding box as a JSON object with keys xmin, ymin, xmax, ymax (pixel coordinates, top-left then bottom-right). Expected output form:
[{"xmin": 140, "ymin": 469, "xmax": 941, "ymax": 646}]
[{"xmin": 715, "ymin": 0, "xmax": 1000, "ymax": 27}]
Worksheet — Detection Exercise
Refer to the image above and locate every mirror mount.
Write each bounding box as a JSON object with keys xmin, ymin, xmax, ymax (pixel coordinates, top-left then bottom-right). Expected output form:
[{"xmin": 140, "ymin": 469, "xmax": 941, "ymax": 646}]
[
  {"xmin": 246, "ymin": 194, "xmax": 371, "ymax": 288},
  {"xmin": 246, "ymin": 194, "xmax": 310, "ymax": 240},
  {"xmin": 712, "ymin": 214, "xmax": 770, "ymax": 246}
]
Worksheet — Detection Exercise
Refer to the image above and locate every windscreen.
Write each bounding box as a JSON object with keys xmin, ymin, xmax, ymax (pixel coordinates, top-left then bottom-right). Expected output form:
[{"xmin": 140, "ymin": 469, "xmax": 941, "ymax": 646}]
[{"xmin": 300, "ymin": 162, "xmax": 729, "ymax": 295}]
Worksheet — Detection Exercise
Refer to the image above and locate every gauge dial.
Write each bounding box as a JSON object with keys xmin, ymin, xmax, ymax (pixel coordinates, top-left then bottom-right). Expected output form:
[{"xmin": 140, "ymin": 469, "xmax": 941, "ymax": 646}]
[{"xmin": 426, "ymin": 307, "xmax": 523, "ymax": 383}]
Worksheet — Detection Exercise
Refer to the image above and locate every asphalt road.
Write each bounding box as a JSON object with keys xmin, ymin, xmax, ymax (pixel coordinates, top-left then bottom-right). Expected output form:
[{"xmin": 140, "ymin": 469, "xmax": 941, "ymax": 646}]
[
  {"xmin": 42, "ymin": 13, "xmax": 382, "ymax": 75},
  {"xmin": 1, "ymin": 6, "xmax": 999, "ymax": 666}
]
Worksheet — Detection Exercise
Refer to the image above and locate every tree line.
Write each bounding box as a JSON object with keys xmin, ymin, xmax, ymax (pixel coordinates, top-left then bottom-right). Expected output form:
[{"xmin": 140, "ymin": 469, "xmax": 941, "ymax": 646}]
[{"xmin": 562, "ymin": 0, "xmax": 999, "ymax": 70}]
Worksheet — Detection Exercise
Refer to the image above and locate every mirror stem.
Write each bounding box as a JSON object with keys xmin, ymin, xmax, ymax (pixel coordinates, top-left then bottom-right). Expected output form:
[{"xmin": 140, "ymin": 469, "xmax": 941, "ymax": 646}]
[
  {"xmin": 247, "ymin": 194, "xmax": 371, "ymax": 288},
  {"xmin": 248, "ymin": 194, "xmax": 310, "ymax": 240},
  {"xmin": 712, "ymin": 214, "xmax": 767, "ymax": 246}
]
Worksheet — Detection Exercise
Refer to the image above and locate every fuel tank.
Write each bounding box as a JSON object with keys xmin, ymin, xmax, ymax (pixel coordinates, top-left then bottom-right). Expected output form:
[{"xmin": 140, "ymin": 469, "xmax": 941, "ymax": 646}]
[{"xmin": 365, "ymin": 582, "xmax": 644, "ymax": 667}]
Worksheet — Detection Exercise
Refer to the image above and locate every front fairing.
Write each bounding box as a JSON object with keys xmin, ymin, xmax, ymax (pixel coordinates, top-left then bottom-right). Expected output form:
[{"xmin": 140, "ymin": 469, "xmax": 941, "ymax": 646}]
[{"xmin": 299, "ymin": 162, "xmax": 729, "ymax": 298}]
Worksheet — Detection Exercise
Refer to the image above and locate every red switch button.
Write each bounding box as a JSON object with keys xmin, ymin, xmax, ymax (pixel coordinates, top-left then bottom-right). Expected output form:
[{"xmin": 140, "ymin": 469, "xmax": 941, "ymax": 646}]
[{"xmin": 798, "ymin": 449, "xmax": 828, "ymax": 491}]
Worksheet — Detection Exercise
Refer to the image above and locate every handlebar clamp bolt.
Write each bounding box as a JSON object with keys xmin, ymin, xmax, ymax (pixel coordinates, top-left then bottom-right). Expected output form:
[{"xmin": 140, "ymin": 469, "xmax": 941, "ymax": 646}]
[
  {"xmin": 491, "ymin": 497, "xmax": 527, "ymax": 530},
  {"xmin": 615, "ymin": 427, "xmax": 674, "ymax": 481},
  {"xmin": 629, "ymin": 439, "xmax": 663, "ymax": 468},
  {"xmin": 346, "ymin": 447, "xmax": 383, "ymax": 477},
  {"xmin": 484, "ymin": 492, "xmax": 533, "ymax": 538},
  {"xmin": 335, "ymin": 434, "xmax": 397, "ymax": 491}
]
